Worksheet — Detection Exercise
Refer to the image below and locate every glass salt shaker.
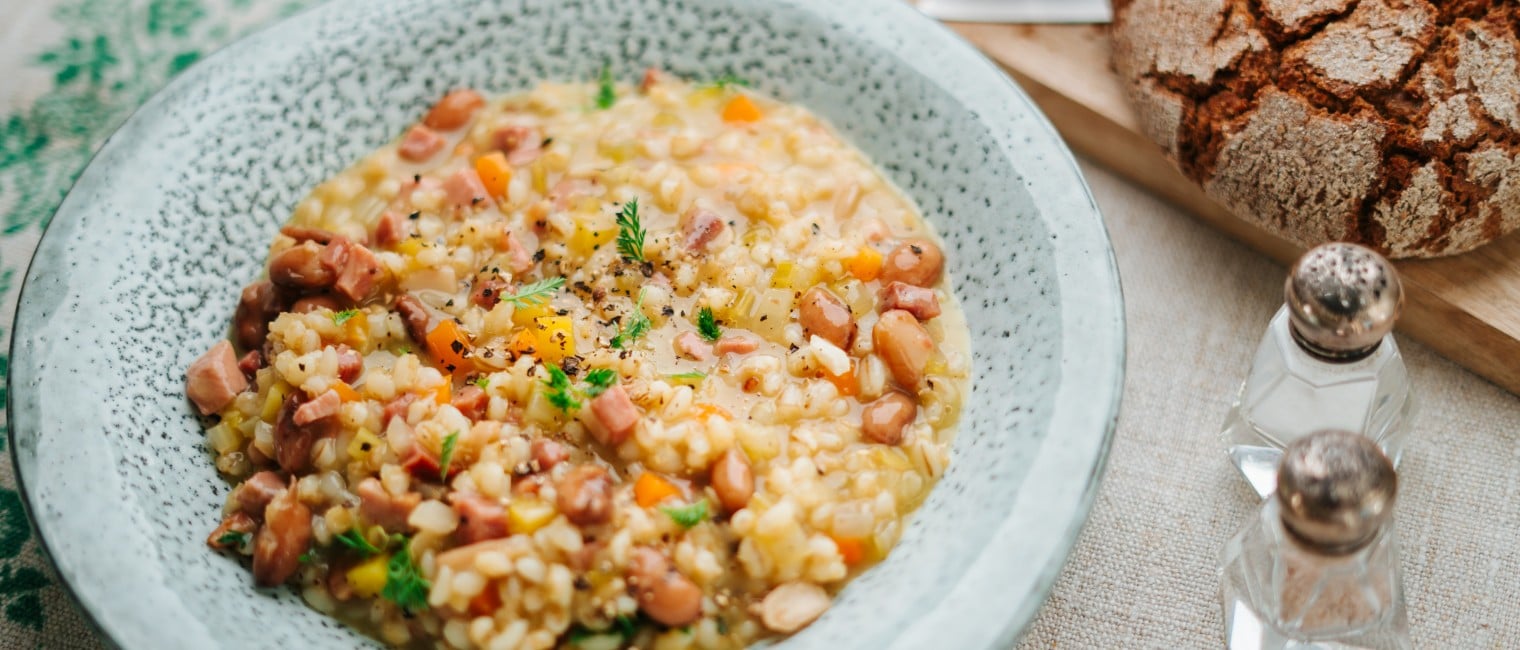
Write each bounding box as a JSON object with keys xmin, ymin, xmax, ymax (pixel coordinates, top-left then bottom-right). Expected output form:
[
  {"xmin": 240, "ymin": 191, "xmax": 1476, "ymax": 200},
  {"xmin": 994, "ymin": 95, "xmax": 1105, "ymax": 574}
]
[
  {"xmin": 1220, "ymin": 242, "xmax": 1415, "ymax": 497},
  {"xmin": 1220, "ymin": 430, "xmax": 1411, "ymax": 650}
]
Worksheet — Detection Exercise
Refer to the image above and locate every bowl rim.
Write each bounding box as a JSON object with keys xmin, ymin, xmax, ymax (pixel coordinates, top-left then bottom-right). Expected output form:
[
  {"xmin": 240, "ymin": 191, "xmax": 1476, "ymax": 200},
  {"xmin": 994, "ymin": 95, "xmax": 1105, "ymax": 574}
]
[{"xmin": 6, "ymin": 0, "xmax": 1124, "ymax": 647}]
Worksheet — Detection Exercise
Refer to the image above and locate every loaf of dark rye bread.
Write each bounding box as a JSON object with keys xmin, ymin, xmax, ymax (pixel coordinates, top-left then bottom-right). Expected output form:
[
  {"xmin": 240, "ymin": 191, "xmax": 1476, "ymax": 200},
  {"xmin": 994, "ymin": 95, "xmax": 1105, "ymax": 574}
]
[{"xmin": 1112, "ymin": 0, "xmax": 1520, "ymax": 258}]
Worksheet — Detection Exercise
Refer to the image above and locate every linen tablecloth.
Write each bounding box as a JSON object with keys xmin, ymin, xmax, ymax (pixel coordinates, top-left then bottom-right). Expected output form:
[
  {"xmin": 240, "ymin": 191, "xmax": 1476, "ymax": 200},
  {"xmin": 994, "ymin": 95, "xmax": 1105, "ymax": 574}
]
[{"xmin": 2, "ymin": 2, "xmax": 1518, "ymax": 648}]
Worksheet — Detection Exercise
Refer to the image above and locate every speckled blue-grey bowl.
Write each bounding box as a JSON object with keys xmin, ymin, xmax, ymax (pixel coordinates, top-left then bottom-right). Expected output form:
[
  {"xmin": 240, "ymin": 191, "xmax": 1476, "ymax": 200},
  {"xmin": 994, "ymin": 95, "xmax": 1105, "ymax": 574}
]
[{"xmin": 7, "ymin": 0, "xmax": 1123, "ymax": 647}]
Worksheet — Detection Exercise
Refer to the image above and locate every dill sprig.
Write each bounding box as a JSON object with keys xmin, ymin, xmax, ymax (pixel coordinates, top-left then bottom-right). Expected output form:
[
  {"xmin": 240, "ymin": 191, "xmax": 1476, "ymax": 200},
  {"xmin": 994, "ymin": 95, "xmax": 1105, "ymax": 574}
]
[
  {"xmin": 542, "ymin": 364, "xmax": 581, "ymax": 413},
  {"xmin": 582, "ymin": 368, "xmax": 617, "ymax": 397},
  {"xmin": 438, "ymin": 431, "xmax": 460, "ymax": 483},
  {"xmin": 696, "ymin": 307, "xmax": 722, "ymax": 342},
  {"xmin": 382, "ymin": 539, "xmax": 430, "ymax": 613},
  {"xmin": 596, "ymin": 64, "xmax": 616, "ymax": 110},
  {"xmin": 502, "ymin": 276, "xmax": 564, "ymax": 307},
  {"xmin": 706, "ymin": 72, "xmax": 751, "ymax": 90},
  {"xmin": 615, "ymin": 199, "xmax": 647, "ymax": 263},
  {"xmin": 610, "ymin": 290, "xmax": 651, "ymax": 350}
]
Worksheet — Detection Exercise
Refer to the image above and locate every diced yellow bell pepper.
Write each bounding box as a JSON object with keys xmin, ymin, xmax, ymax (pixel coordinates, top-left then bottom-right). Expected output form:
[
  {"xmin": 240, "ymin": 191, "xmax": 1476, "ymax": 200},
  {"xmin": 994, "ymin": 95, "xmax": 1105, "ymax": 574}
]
[
  {"xmin": 531, "ymin": 316, "xmax": 575, "ymax": 363},
  {"xmin": 512, "ymin": 301, "xmax": 555, "ymax": 328},
  {"xmin": 508, "ymin": 498, "xmax": 557, "ymax": 535},
  {"xmin": 261, "ymin": 384, "xmax": 288, "ymax": 422},
  {"xmin": 347, "ymin": 429, "xmax": 381, "ymax": 461},
  {"xmin": 569, "ymin": 214, "xmax": 617, "ymax": 256},
  {"xmin": 346, "ymin": 554, "xmax": 390, "ymax": 598},
  {"xmin": 395, "ymin": 238, "xmax": 424, "ymax": 258}
]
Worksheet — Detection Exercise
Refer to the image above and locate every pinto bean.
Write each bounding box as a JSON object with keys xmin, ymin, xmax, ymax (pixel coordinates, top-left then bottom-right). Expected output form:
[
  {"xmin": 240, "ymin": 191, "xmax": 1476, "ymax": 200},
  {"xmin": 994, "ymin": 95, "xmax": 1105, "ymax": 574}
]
[
  {"xmin": 252, "ymin": 481, "xmax": 312, "ymax": 587},
  {"xmin": 272, "ymin": 393, "xmax": 317, "ymax": 472},
  {"xmin": 530, "ymin": 438, "xmax": 568, "ymax": 472},
  {"xmin": 235, "ymin": 471, "xmax": 286, "ymax": 519},
  {"xmin": 269, "ymin": 241, "xmax": 335, "ymax": 290},
  {"xmin": 451, "ymin": 493, "xmax": 509, "ymax": 545},
  {"xmin": 760, "ymin": 582, "xmax": 831, "ymax": 633},
  {"xmin": 861, "ymin": 392, "xmax": 917, "ymax": 445},
  {"xmin": 206, "ymin": 511, "xmax": 256, "ymax": 549},
  {"xmin": 357, "ymin": 477, "xmax": 421, "ymax": 532},
  {"xmin": 880, "ymin": 239, "xmax": 944, "ymax": 287},
  {"xmin": 628, "ymin": 547, "xmax": 703, "ymax": 627},
  {"xmin": 798, "ymin": 287, "xmax": 857, "ymax": 350},
  {"xmin": 451, "ymin": 384, "xmax": 488, "ymax": 420},
  {"xmin": 234, "ymin": 280, "xmax": 283, "ymax": 351},
  {"xmin": 710, "ymin": 449, "xmax": 754, "ymax": 512},
  {"xmin": 872, "ymin": 310, "xmax": 935, "ymax": 390},
  {"xmin": 394, "ymin": 294, "xmax": 432, "ymax": 344},
  {"xmin": 186, "ymin": 340, "xmax": 248, "ymax": 415},
  {"xmin": 289, "ymin": 295, "xmax": 341, "ymax": 314},
  {"xmin": 555, "ymin": 465, "xmax": 613, "ymax": 526},
  {"xmin": 879, "ymin": 282, "xmax": 941, "ymax": 321},
  {"xmin": 237, "ymin": 349, "xmax": 264, "ymax": 380},
  {"xmin": 423, "ymin": 89, "xmax": 485, "ymax": 131},
  {"xmin": 398, "ymin": 125, "xmax": 445, "ymax": 162},
  {"xmin": 278, "ymin": 225, "xmax": 336, "ymax": 244}
]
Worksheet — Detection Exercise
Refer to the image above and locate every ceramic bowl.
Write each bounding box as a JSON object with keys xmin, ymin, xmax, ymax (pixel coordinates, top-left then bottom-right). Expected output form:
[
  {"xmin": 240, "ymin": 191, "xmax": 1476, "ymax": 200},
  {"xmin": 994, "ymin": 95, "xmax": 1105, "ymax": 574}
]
[{"xmin": 7, "ymin": 0, "xmax": 1123, "ymax": 647}]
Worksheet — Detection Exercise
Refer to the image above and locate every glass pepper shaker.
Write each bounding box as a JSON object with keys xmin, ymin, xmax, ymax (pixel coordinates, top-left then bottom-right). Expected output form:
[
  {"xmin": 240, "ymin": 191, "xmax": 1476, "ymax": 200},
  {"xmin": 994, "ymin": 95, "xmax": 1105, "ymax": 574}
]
[
  {"xmin": 1220, "ymin": 430, "xmax": 1411, "ymax": 649},
  {"xmin": 1220, "ymin": 242, "xmax": 1416, "ymax": 497}
]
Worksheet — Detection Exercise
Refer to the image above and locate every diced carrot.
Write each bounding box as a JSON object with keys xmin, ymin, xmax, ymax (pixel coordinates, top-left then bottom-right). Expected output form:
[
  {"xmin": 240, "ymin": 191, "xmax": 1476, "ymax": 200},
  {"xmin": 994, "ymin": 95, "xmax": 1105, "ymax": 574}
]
[
  {"xmin": 823, "ymin": 362, "xmax": 858, "ymax": 397},
  {"xmin": 474, "ymin": 152, "xmax": 512, "ymax": 200},
  {"xmin": 467, "ymin": 582, "xmax": 503, "ymax": 617},
  {"xmin": 425, "ymin": 319, "xmax": 473, "ymax": 374},
  {"xmin": 847, "ymin": 247, "xmax": 883, "ymax": 282},
  {"xmin": 634, "ymin": 472, "xmax": 682, "ymax": 508},
  {"xmin": 721, "ymin": 94, "xmax": 762, "ymax": 123},
  {"xmin": 507, "ymin": 329, "xmax": 538, "ymax": 359},
  {"xmin": 331, "ymin": 382, "xmax": 362, "ymax": 403},
  {"xmin": 693, "ymin": 403, "xmax": 733, "ymax": 421},
  {"xmin": 433, "ymin": 381, "xmax": 452, "ymax": 406},
  {"xmin": 831, "ymin": 535, "xmax": 866, "ymax": 566}
]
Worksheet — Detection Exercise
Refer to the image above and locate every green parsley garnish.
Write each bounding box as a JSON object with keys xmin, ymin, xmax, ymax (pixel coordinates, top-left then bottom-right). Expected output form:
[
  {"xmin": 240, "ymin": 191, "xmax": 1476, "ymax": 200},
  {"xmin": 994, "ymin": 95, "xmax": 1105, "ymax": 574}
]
[
  {"xmin": 696, "ymin": 306, "xmax": 722, "ymax": 342},
  {"xmin": 666, "ymin": 371, "xmax": 706, "ymax": 385},
  {"xmin": 332, "ymin": 309, "xmax": 360, "ymax": 326},
  {"xmin": 611, "ymin": 289, "xmax": 651, "ymax": 350},
  {"xmin": 472, "ymin": 376, "xmax": 490, "ymax": 389},
  {"xmin": 595, "ymin": 64, "xmax": 616, "ymax": 110},
  {"xmin": 298, "ymin": 551, "xmax": 317, "ymax": 564},
  {"xmin": 660, "ymin": 500, "xmax": 709, "ymax": 529},
  {"xmin": 382, "ymin": 539, "xmax": 430, "ymax": 614},
  {"xmin": 439, "ymin": 431, "xmax": 460, "ymax": 483},
  {"xmin": 582, "ymin": 368, "xmax": 617, "ymax": 397},
  {"xmin": 542, "ymin": 364, "xmax": 582, "ymax": 413},
  {"xmin": 707, "ymin": 72, "xmax": 752, "ymax": 90},
  {"xmin": 335, "ymin": 529, "xmax": 385, "ymax": 557},
  {"xmin": 502, "ymin": 276, "xmax": 565, "ymax": 307},
  {"xmin": 217, "ymin": 531, "xmax": 249, "ymax": 547},
  {"xmin": 567, "ymin": 614, "xmax": 642, "ymax": 648},
  {"xmin": 614, "ymin": 198, "xmax": 646, "ymax": 263}
]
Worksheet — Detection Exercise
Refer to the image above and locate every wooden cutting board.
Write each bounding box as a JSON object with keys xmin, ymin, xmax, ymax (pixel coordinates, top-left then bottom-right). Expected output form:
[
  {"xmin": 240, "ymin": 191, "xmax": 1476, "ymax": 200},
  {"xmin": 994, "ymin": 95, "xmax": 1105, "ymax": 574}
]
[{"xmin": 949, "ymin": 22, "xmax": 1520, "ymax": 396}]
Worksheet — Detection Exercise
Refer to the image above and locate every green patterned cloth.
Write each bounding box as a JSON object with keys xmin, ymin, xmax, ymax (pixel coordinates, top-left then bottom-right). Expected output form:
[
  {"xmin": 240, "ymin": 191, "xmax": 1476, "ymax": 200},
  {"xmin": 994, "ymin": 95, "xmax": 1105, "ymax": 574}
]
[{"xmin": 0, "ymin": 1, "xmax": 311, "ymax": 646}]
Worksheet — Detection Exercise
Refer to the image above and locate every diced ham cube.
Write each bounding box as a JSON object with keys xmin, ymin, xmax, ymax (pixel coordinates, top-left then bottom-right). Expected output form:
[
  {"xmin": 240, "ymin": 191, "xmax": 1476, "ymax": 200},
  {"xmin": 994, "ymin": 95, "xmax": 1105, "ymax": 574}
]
[
  {"xmin": 879, "ymin": 281, "xmax": 941, "ymax": 321},
  {"xmin": 187, "ymin": 340, "xmax": 249, "ymax": 415},
  {"xmin": 401, "ymin": 446, "xmax": 443, "ymax": 482},
  {"xmin": 673, "ymin": 331, "xmax": 713, "ymax": 361},
  {"xmin": 357, "ymin": 477, "xmax": 421, "ymax": 532},
  {"xmin": 382, "ymin": 393, "xmax": 419, "ymax": 427},
  {"xmin": 588, "ymin": 385, "xmax": 639, "ymax": 446},
  {"xmin": 321, "ymin": 238, "xmax": 383, "ymax": 302},
  {"xmin": 444, "ymin": 168, "xmax": 489, "ymax": 209},
  {"xmin": 502, "ymin": 230, "xmax": 534, "ymax": 274},
  {"xmin": 235, "ymin": 471, "xmax": 287, "ymax": 519},
  {"xmin": 451, "ymin": 385, "xmax": 488, "ymax": 421},
  {"xmin": 293, "ymin": 389, "xmax": 341, "ymax": 425},
  {"xmin": 714, "ymin": 336, "xmax": 759, "ymax": 356},
  {"xmin": 451, "ymin": 493, "xmax": 509, "ymax": 545},
  {"xmin": 530, "ymin": 438, "xmax": 568, "ymax": 472},
  {"xmin": 492, "ymin": 125, "xmax": 543, "ymax": 165},
  {"xmin": 471, "ymin": 277, "xmax": 508, "ymax": 309},
  {"xmin": 335, "ymin": 345, "xmax": 363, "ymax": 383},
  {"xmin": 373, "ymin": 211, "xmax": 410, "ymax": 248},
  {"xmin": 398, "ymin": 125, "xmax": 445, "ymax": 162},
  {"xmin": 681, "ymin": 208, "xmax": 726, "ymax": 253}
]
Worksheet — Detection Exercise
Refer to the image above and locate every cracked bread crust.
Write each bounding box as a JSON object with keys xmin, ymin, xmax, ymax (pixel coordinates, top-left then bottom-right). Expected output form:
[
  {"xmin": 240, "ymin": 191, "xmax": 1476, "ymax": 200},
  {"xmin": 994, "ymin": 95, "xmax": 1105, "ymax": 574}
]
[{"xmin": 1113, "ymin": 0, "xmax": 1520, "ymax": 258}]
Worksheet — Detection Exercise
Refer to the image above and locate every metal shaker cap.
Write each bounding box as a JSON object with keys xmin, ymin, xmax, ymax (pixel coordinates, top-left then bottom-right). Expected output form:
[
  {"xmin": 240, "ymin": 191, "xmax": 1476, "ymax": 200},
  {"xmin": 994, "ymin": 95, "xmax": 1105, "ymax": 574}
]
[
  {"xmin": 1276, "ymin": 430, "xmax": 1397, "ymax": 553},
  {"xmin": 1284, "ymin": 243, "xmax": 1402, "ymax": 359}
]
